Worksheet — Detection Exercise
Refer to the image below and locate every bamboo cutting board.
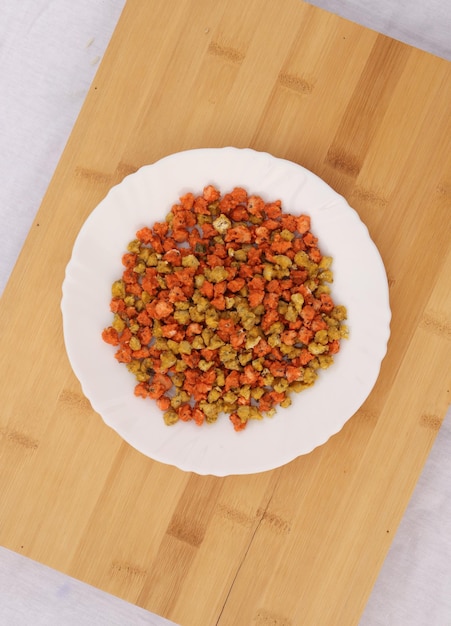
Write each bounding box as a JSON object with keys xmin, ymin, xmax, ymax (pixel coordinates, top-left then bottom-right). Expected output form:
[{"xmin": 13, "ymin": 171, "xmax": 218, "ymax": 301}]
[{"xmin": 1, "ymin": 1, "xmax": 450, "ymax": 624}]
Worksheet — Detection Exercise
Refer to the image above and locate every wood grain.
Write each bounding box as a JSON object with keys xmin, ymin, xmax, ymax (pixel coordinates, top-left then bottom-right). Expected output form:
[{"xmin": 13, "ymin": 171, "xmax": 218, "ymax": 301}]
[{"xmin": 0, "ymin": 0, "xmax": 450, "ymax": 624}]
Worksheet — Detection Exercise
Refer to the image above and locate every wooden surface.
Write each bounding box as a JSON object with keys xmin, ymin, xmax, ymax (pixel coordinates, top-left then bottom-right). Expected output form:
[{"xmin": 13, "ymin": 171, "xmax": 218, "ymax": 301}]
[{"xmin": 1, "ymin": 1, "xmax": 450, "ymax": 624}]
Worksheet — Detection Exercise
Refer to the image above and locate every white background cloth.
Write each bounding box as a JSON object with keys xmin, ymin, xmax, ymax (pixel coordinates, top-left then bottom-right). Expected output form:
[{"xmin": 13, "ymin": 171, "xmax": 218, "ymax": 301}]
[
  {"xmin": 0, "ymin": 547, "xmax": 177, "ymax": 626},
  {"xmin": 0, "ymin": 2, "xmax": 450, "ymax": 625},
  {"xmin": 307, "ymin": 0, "xmax": 451, "ymax": 61}
]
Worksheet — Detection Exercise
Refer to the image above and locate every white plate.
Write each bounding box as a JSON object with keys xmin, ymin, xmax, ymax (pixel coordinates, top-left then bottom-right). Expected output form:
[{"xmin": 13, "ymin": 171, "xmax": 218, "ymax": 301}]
[{"xmin": 61, "ymin": 147, "xmax": 391, "ymax": 476}]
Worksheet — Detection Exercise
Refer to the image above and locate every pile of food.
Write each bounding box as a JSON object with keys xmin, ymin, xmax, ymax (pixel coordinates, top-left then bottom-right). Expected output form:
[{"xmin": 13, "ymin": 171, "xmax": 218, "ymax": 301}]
[{"xmin": 102, "ymin": 185, "xmax": 347, "ymax": 431}]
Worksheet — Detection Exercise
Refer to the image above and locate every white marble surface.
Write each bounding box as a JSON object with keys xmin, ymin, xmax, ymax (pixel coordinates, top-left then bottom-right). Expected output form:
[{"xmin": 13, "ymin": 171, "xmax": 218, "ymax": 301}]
[{"xmin": 0, "ymin": 2, "xmax": 450, "ymax": 625}]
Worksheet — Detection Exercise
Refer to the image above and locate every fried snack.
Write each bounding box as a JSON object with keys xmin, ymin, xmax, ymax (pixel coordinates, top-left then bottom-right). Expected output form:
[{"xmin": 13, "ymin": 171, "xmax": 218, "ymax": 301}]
[{"xmin": 102, "ymin": 186, "xmax": 348, "ymax": 430}]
